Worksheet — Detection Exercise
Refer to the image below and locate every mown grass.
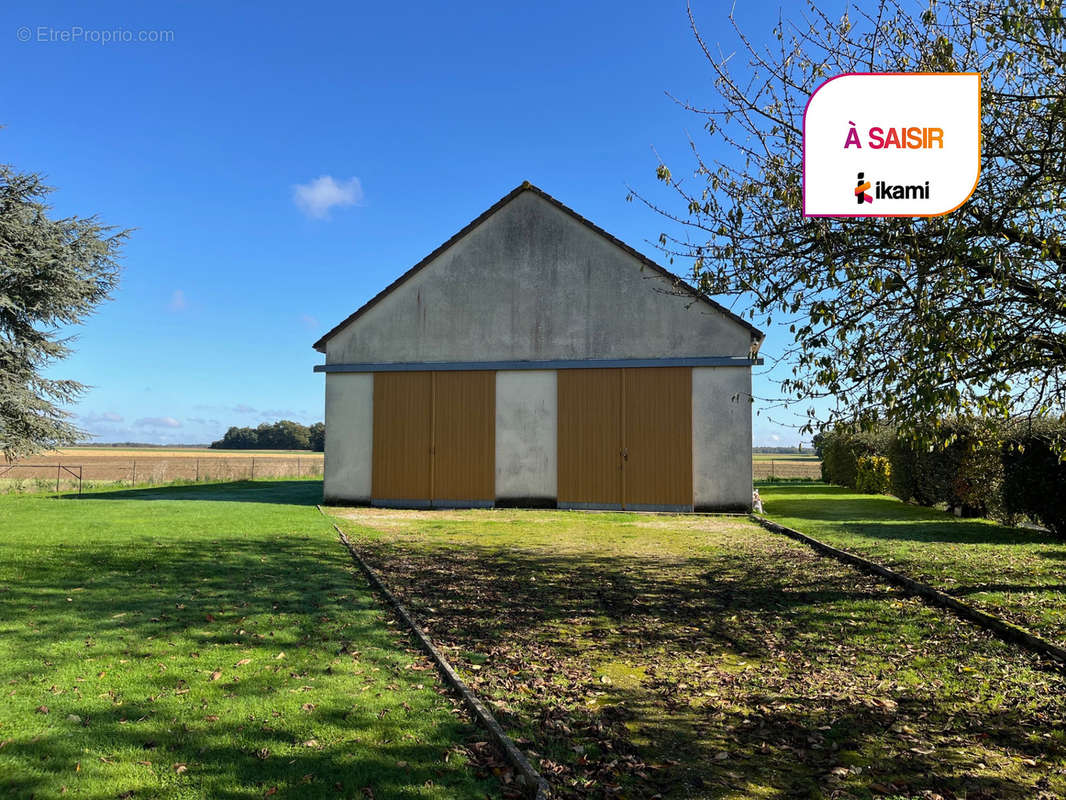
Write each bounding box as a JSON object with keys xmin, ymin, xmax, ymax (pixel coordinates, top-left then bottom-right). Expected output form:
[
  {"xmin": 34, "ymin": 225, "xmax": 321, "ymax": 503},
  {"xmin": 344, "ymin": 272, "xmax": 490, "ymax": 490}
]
[
  {"xmin": 0, "ymin": 474, "xmax": 322, "ymax": 496},
  {"xmin": 330, "ymin": 507, "xmax": 1066, "ymax": 800},
  {"xmin": 760, "ymin": 482, "xmax": 1066, "ymax": 646},
  {"xmin": 0, "ymin": 481, "xmax": 499, "ymax": 800}
]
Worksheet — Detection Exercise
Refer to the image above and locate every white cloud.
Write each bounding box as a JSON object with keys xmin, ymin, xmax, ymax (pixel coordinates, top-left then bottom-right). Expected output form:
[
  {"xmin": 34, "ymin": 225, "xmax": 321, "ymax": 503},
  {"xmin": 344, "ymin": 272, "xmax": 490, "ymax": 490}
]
[
  {"xmin": 232, "ymin": 404, "xmax": 257, "ymax": 415},
  {"xmin": 168, "ymin": 290, "xmax": 187, "ymax": 311},
  {"xmin": 770, "ymin": 434, "xmax": 781, "ymax": 442},
  {"xmin": 134, "ymin": 416, "xmax": 182, "ymax": 429},
  {"xmin": 300, "ymin": 314, "xmax": 319, "ymax": 330},
  {"xmin": 81, "ymin": 411, "xmax": 124, "ymax": 424},
  {"xmin": 293, "ymin": 175, "xmax": 363, "ymax": 219},
  {"xmin": 260, "ymin": 408, "xmax": 305, "ymax": 420}
]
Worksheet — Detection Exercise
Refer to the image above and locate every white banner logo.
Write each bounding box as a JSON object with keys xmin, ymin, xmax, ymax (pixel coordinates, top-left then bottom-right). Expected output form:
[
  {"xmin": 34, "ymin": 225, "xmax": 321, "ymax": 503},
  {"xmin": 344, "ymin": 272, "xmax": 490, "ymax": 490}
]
[{"xmin": 803, "ymin": 73, "xmax": 981, "ymax": 217}]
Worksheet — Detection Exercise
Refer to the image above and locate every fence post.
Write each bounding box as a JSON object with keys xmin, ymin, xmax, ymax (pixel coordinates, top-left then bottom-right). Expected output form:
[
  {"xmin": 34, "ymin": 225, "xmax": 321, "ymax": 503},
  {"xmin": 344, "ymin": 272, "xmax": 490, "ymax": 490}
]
[
  {"xmin": 196, "ymin": 458, "xmax": 200, "ymax": 482},
  {"xmin": 297, "ymin": 456, "xmax": 301, "ymax": 477},
  {"xmin": 56, "ymin": 464, "xmax": 61, "ymax": 494},
  {"xmin": 132, "ymin": 460, "xmax": 137, "ymax": 486},
  {"xmin": 251, "ymin": 458, "xmax": 255, "ymax": 481},
  {"xmin": 771, "ymin": 460, "xmax": 775, "ymax": 481}
]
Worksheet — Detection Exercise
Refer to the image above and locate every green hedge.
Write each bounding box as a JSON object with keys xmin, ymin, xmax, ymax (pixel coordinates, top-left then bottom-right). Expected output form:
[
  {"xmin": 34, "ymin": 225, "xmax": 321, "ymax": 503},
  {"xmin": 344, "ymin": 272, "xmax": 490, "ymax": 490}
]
[
  {"xmin": 856, "ymin": 455, "xmax": 892, "ymax": 494},
  {"xmin": 1002, "ymin": 424, "xmax": 1066, "ymax": 537},
  {"xmin": 888, "ymin": 420, "xmax": 1006, "ymax": 519},
  {"xmin": 819, "ymin": 429, "xmax": 892, "ymax": 488},
  {"xmin": 817, "ymin": 419, "xmax": 1065, "ymax": 536}
]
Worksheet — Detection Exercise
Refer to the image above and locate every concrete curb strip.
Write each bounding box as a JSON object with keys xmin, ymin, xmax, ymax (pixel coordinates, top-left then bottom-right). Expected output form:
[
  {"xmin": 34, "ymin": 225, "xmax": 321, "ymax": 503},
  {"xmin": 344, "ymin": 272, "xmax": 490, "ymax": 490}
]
[
  {"xmin": 318, "ymin": 508, "xmax": 549, "ymax": 799},
  {"xmin": 751, "ymin": 514, "xmax": 1066, "ymax": 667}
]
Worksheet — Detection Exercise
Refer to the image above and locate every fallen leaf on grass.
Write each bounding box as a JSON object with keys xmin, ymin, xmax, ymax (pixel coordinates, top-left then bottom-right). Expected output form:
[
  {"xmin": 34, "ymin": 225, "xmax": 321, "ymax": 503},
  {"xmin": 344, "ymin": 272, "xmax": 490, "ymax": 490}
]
[
  {"xmin": 35, "ymin": 705, "xmax": 49, "ymax": 714},
  {"xmin": 209, "ymin": 670, "xmax": 222, "ymax": 681},
  {"xmin": 235, "ymin": 658, "xmax": 251, "ymax": 667}
]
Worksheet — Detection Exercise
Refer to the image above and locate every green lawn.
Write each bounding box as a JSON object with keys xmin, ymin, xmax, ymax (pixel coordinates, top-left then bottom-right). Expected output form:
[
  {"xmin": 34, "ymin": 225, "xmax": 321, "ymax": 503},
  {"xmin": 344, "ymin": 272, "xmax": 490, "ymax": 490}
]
[
  {"xmin": 330, "ymin": 507, "xmax": 1066, "ymax": 800},
  {"xmin": 760, "ymin": 482, "xmax": 1066, "ymax": 647},
  {"xmin": 0, "ymin": 481, "xmax": 499, "ymax": 800}
]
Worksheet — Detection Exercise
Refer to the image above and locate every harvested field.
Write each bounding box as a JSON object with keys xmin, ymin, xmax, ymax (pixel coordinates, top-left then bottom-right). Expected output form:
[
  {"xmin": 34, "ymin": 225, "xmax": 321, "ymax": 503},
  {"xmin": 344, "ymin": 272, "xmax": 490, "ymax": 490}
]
[
  {"xmin": 752, "ymin": 454, "xmax": 822, "ymax": 480},
  {"xmin": 1, "ymin": 448, "xmax": 323, "ymax": 491}
]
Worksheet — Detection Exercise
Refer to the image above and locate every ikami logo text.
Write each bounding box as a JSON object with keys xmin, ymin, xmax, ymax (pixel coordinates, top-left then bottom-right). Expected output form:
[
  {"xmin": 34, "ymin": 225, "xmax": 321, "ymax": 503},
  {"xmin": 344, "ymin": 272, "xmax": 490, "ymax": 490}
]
[
  {"xmin": 853, "ymin": 171, "xmax": 931, "ymax": 205},
  {"xmin": 855, "ymin": 172, "xmax": 872, "ymax": 205},
  {"xmin": 803, "ymin": 73, "xmax": 980, "ymax": 217}
]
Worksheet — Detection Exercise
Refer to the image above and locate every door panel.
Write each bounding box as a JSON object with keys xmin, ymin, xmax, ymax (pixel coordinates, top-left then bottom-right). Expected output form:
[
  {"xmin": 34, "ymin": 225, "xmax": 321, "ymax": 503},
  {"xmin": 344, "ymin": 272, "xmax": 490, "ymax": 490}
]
[
  {"xmin": 622, "ymin": 367, "xmax": 693, "ymax": 509},
  {"xmin": 557, "ymin": 369, "xmax": 623, "ymax": 507},
  {"xmin": 432, "ymin": 371, "xmax": 495, "ymax": 502},
  {"xmin": 371, "ymin": 372, "xmax": 432, "ymax": 502}
]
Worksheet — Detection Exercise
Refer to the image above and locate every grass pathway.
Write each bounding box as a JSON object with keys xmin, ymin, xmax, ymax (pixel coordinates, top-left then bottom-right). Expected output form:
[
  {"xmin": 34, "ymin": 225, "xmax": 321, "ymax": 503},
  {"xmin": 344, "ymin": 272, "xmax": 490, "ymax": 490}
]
[
  {"xmin": 760, "ymin": 482, "xmax": 1066, "ymax": 646},
  {"xmin": 333, "ymin": 507, "xmax": 1066, "ymax": 800},
  {"xmin": 0, "ymin": 481, "xmax": 500, "ymax": 800}
]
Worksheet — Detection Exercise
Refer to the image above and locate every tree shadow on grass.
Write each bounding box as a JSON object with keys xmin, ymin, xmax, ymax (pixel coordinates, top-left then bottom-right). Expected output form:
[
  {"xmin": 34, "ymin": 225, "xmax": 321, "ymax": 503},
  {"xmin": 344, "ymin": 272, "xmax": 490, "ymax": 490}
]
[
  {"xmin": 765, "ymin": 485, "xmax": 1059, "ymax": 547},
  {"xmin": 949, "ymin": 582, "xmax": 1066, "ymax": 597},
  {"xmin": 68, "ymin": 479, "xmax": 323, "ymax": 506},
  {"xmin": 0, "ymin": 531, "xmax": 499, "ymax": 800},
  {"xmin": 604, "ymin": 684, "xmax": 1057, "ymax": 800},
  {"xmin": 352, "ymin": 535, "xmax": 1066, "ymax": 799}
]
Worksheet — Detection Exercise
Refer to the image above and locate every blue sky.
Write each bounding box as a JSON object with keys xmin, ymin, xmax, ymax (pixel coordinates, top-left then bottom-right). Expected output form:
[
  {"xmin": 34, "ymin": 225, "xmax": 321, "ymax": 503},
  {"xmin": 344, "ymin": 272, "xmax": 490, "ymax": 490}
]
[{"xmin": 2, "ymin": 0, "xmax": 833, "ymax": 447}]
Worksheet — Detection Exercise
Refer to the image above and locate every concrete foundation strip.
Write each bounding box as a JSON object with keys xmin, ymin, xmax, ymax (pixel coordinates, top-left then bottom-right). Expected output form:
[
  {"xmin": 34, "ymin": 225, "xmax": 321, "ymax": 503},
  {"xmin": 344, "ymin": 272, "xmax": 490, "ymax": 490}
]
[
  {"xmin": 751, "ymin": 514, "xmax": 1066, "ymax": 667},
  {"xmin": 318, "ymin": 509, "xmax": 550, "ymax": 799}
]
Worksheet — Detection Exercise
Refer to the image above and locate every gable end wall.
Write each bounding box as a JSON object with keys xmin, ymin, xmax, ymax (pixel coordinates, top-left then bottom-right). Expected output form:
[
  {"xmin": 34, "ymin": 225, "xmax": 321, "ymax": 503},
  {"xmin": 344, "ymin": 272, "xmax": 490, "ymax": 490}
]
[{"xmin": 325, "ymin": 192, "xmax": 753, "ymax": 365}]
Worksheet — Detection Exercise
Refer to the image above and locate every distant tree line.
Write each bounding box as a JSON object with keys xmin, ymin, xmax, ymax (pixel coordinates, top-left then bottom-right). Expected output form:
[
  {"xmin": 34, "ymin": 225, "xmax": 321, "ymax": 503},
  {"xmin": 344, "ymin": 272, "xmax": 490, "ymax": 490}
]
[
  {"xmin": 210, "ymin": 420, "xmax": 324, "ymax": 451},
  {"xmin": 83, "ymin": 442, "xmax": 210, "ymax": 448}
]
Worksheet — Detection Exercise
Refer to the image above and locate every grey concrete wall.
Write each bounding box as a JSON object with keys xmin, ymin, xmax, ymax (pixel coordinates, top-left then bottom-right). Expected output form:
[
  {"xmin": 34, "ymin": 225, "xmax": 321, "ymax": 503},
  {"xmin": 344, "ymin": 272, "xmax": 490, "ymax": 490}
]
[
  {"xmin": 495, "ymin": 371, "xmax": 557, "ymax": 503},
  {"xmin": 323, "ymin": 373, "xmax": 373, "ymax": 503},
  {"xmin": 322, "ymin": 366, "xmax": 753, "ymax": 509},
  {"xmin": 325, "ymin": 191, "xmax": 755, "ymax": 365},
  {"xmin": 693, "ymin": 367, "xmax": 753, "ymax": 511}
]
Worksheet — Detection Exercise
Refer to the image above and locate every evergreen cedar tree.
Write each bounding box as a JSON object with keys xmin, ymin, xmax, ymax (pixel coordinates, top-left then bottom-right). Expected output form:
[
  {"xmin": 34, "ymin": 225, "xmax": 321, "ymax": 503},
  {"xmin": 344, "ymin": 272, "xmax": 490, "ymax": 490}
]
[{"xmin": 0, "ymin": 165, "xmax": 127, "ymax": 460}]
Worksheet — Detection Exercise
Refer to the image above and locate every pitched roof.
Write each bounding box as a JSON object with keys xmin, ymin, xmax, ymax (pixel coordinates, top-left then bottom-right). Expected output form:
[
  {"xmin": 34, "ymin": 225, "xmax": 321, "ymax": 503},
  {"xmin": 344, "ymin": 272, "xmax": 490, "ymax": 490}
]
[{"xmin": 313, "ymin": 181, "xmax": 764, "ymax": 353}]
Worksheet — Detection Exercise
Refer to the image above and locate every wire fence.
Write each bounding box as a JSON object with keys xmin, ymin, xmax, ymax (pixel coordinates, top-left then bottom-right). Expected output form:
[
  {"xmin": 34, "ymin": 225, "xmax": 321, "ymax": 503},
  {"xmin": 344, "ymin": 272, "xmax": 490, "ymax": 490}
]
[
  {"xmin": 4, "ymin": 455, "xmax": 813, "ymax": 494},
  {"xmin": 0, "ymin": 457, "xmax": 324, "ymax": 494},
  {"xmin": 752, "ymin": 460, "xmax": 823, "ymax": 481}
]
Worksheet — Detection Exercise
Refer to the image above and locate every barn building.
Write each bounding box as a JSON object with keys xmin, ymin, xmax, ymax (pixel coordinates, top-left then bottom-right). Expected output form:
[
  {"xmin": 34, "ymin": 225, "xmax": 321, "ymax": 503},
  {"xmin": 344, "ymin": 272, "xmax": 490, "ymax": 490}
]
[{"xmin": 313, "ymin": 182, "xmax": 763, "ymax": 512}]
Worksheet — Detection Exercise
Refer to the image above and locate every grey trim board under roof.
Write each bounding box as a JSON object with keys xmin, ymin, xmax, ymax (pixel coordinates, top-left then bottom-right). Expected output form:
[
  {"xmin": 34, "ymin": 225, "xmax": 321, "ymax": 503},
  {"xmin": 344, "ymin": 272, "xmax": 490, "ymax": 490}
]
[{"xmin": 315, "ymin": 356, "xmax": 763, "ymax": 373}]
